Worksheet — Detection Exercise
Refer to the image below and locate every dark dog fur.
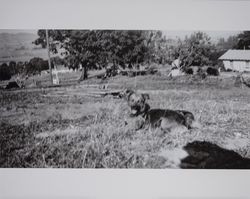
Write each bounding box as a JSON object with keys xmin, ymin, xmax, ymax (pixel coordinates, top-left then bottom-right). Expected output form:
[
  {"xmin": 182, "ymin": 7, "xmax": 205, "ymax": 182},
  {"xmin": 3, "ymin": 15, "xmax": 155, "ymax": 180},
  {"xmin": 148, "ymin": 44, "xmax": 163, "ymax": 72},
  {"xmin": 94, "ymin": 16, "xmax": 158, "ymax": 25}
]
[{"xmin": 121, "ymin": 89, "xmax": 197, "ymax": 131}]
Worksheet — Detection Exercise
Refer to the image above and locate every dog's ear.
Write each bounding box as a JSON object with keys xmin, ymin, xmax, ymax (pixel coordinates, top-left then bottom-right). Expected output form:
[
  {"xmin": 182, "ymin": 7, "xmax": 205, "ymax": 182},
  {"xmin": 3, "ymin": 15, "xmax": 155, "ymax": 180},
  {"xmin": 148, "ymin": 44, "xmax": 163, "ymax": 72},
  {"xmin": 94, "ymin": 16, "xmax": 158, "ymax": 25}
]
[
  {"xmin": 126, "ymin": 89, "xmax": 135, "ymax": 95},
  {"xmin": 142, "ymin": 93, "xmax": 150, "ymax": 101},
  {"xmin": 120, "ymin": 89, "xmax": 135, "ymax": 100}
]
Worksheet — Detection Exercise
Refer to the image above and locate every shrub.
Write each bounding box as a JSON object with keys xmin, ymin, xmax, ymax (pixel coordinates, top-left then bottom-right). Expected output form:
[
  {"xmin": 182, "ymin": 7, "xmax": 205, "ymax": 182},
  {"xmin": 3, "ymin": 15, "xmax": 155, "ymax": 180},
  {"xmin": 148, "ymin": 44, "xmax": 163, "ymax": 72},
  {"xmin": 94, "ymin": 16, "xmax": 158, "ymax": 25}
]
[
  {"xmin": 207, "ymin": 67, "xmax": 219, "ymax": 76},
  {"xmin": 0, "ymin": 63, "xmax": 12, "ymax": 80}
]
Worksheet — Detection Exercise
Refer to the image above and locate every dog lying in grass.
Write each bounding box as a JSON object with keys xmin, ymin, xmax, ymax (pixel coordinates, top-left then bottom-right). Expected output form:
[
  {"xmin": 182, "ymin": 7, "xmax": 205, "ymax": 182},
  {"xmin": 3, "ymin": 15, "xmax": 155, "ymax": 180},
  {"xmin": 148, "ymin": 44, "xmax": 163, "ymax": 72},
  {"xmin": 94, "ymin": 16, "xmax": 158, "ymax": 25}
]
[{"xmin": 121, "ymin": 89, "xmax": 200, "ymax": 132}]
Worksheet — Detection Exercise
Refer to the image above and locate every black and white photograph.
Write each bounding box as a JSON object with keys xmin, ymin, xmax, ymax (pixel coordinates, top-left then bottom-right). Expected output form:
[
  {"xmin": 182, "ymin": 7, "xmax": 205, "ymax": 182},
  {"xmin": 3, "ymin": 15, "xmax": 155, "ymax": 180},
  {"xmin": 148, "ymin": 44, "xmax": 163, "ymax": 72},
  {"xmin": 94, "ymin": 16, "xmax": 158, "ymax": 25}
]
[
  {"xmin": 1, "ymin": 0, "xmax": 250, "ymax": 199},
  {"xmin": 1, "ymin": 28, "xmax": 250, "ymax": 169}
]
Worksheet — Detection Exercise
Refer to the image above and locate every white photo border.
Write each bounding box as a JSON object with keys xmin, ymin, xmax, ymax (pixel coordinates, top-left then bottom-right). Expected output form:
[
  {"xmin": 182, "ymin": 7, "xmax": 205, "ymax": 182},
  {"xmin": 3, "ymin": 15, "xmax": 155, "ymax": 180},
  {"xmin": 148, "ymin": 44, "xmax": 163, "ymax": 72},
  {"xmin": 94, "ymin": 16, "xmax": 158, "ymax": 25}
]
[{"xmin": 1, "ymin": 0, "xmax": 250, "ymax": 199}]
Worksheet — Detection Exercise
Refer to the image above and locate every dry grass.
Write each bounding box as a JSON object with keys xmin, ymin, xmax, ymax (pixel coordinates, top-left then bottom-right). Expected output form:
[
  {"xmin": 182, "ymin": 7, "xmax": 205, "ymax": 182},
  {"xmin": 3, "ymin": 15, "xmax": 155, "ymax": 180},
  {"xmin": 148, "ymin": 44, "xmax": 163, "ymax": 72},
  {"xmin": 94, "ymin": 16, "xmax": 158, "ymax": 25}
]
[{"xmin": 1, "ymin": 71, "xmax": 250, "ymax": 168}]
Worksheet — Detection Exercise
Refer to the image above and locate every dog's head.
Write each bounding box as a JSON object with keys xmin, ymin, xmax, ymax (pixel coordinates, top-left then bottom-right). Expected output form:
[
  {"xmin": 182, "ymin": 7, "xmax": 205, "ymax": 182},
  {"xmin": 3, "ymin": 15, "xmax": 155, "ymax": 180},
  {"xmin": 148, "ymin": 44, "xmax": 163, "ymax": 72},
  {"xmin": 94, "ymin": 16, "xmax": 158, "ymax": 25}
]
[
  {"xmin": 119, "ymin": 89, "xmax": 135, "ymax": 101},
  {"xmin": 121, "ymin": 89, "xmax": 150, "ymax": 116}
]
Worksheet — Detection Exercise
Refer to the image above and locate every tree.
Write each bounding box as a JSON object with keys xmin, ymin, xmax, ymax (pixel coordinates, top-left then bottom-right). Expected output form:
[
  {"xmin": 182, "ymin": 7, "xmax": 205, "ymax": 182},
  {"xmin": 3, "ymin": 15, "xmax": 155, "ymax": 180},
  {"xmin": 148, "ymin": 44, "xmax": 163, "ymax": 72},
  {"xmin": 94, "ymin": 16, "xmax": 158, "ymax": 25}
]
[
  {"xmin": 175, "ymin": 32, "xmax": 213, "ymax": 70},
  {"xmin": 34, "ymin": 30, "xmax": 152, "ymax": 81},
  {"xmin": 235, "ymin": 31, "xmax": 250, "ymax": 49},
  {"xmin": 23, "ymin": 57, "xmax": 52, "ymax": 75},
  {"xmin": 104, "ymin": 30, "xmax": 152, "ymax": 66},
  {"xmin": 33, "ymin": 30, "xmax": 65, "ymax": 53},
  {"xmin": 145, "ymin": 31, "xmax": 169, "ymax": 64},
  {"xmin": 9, "ymin": 61, "xmax": 17, "ymax": 76},
  {"xmin": 64, "ymin": 30, "xmax": 105, "ymax": 80},
  {"xmin": 34, "ymin": 30, "xmax": 96, "ymax": 80},
  {"xmin": 217, "ymin": 36, "xmax": 238, "ymax": 51},
  {"xmin": 16, "ymin": 62, "xmax": 25, "ymax": 75},
  {"xmin": 209, "ymin": 35, "xmax": 239, "ymax": 67},
  {"xmin": 0, "ymin": 63, "xmax": 12, "ymax": 80}
]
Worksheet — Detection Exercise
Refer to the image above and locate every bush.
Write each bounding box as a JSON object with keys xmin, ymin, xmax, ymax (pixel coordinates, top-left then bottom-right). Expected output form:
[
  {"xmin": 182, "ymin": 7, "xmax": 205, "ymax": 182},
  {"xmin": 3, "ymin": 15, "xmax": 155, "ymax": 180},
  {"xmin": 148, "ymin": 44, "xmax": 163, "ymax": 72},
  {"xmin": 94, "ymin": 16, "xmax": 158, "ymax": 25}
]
[
  {"xmin": 0, "ymin": 58, "xmax": 55, "ymax": 79},
  {"xmin": 24, "ymin": 57, "xmax": 53, "ymax": 75},
  {"xmin": 51, "ymin": 56, "xmax": 64, "ymax": 66},
  {"xmin": 185, "ymin": 68, "xmax": 194, "ymax": 75},
  {"xmin": 207, "ymin": 67, "xmax": 219, "ymax": 76},
  {"xmin": 16, "ymin": 62, "xmax": 25, "ymax": 74},
  {"xmin": 9, "ymin": 61, "xmax": 17, "ymax": 75},
  {"xmin": 0, "ymin": 63, "xmax": 12, "ymax": 80}
]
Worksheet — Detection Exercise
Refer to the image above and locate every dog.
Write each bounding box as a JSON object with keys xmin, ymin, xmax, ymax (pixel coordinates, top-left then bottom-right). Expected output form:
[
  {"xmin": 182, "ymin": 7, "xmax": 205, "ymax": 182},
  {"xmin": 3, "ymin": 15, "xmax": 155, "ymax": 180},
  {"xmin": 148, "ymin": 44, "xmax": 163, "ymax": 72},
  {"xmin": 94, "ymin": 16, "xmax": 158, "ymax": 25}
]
[
  {"xmin": 120, "ymin": 89, "xmax": 150, "ymax": 117},
  {"xmin": 141, "ymin": 107, "xmax": 196, "ymax": 132},
  {"xmin": 121, "ymin": 89, "xmax": 199, "ymax": 132}
]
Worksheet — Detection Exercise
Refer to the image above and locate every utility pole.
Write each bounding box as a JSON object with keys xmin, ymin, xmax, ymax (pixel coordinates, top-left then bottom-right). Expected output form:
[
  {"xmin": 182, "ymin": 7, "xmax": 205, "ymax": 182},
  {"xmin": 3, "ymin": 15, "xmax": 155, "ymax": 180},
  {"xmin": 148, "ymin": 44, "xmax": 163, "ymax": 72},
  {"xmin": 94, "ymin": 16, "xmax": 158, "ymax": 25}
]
[{"xmin": 46, "ymin": 29, "xmax": 53, "ymax": 85}]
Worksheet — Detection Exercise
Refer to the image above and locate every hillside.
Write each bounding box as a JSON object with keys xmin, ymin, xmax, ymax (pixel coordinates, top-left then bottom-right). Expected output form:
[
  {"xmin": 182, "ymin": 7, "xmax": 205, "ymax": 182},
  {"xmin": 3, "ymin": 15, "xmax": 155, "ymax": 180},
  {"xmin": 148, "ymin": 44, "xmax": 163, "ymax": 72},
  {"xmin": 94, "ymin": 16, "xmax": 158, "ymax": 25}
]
[{"xmin": 0, "ymin": 32, "xmax": 47, "ymax": 63}]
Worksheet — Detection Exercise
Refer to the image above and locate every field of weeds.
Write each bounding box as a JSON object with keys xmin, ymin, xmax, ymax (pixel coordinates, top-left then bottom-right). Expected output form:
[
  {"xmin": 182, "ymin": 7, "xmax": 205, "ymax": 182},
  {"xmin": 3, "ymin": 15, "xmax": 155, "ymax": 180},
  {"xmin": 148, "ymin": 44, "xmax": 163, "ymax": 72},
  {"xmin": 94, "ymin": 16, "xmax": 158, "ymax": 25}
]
[{"xmin": 1, "ymin": 72, "xmax": 250, "ymax": 168}]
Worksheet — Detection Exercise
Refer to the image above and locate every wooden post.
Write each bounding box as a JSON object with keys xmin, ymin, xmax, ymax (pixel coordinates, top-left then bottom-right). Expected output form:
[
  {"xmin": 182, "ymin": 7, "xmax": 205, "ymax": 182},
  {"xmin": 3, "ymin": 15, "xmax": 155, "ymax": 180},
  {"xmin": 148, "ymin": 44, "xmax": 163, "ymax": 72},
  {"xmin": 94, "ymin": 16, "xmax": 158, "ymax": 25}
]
[{"xmin": 46, "ymin": 29, "xmax": 53, "ymax": 85}]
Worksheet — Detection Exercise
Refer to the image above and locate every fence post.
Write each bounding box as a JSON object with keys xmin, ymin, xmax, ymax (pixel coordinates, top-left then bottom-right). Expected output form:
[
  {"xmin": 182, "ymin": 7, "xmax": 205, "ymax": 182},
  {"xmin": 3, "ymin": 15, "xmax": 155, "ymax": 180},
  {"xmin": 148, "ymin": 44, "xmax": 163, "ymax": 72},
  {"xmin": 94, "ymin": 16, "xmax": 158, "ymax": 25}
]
[{"xmin": 46, "ymin": 29, "xmax": 53, "ymax": 85}]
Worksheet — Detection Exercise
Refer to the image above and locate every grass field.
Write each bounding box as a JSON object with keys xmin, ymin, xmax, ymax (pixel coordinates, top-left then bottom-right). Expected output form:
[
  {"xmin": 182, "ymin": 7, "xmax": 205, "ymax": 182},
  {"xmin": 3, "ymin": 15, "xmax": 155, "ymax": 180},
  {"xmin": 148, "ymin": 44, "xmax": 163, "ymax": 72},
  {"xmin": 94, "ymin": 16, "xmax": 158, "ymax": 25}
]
[{"xmin": 1, "ymin": 71, "xmax": 250, "ymax": 168}]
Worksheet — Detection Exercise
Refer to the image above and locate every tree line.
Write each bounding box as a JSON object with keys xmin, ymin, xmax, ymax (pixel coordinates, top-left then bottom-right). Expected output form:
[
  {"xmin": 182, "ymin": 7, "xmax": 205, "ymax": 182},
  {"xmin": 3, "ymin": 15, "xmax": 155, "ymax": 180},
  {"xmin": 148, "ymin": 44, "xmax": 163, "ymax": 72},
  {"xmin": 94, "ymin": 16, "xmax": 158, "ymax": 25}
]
[
  {"xmin": 1, "ymin": 30, "xmax": 249, "ymax": 81},
  {"xmin": 34, "ymin": 30, "xmax": 250, "ymax": 80},
  {"xmin": 0, "ymin": 57, "xmax": 57, "ymax": 81}
]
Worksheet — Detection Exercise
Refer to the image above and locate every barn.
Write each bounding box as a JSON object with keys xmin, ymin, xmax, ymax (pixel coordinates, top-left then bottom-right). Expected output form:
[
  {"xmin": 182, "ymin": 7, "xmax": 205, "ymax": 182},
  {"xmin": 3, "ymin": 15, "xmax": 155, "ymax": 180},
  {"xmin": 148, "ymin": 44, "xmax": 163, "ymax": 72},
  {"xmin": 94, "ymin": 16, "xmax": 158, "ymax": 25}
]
[{"xmin": 219, "ymin": 50, "xmax": 250, "ymax": 72}]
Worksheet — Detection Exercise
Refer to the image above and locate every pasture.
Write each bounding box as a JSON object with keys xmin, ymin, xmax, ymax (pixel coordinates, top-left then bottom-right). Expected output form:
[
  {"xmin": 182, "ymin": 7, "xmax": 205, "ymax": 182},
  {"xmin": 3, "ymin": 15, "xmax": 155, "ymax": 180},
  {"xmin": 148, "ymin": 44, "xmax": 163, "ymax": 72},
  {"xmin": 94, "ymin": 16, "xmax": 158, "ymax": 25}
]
[{"xmin": 1, "ymin": 71, "xmax": 250, "ymax": 168}]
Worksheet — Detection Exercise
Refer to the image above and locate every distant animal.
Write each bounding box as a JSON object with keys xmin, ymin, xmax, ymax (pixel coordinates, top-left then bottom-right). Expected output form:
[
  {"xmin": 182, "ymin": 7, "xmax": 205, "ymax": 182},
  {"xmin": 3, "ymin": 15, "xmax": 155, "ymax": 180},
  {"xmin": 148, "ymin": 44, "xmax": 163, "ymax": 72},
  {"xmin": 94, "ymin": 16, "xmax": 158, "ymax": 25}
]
[
  {"xmin": 121, "ymin": 89, "xmax": 199, "ymax": 132},
  {"xmin": 180, "ymin": 141, "xmax": 250, "ymax": 169}
]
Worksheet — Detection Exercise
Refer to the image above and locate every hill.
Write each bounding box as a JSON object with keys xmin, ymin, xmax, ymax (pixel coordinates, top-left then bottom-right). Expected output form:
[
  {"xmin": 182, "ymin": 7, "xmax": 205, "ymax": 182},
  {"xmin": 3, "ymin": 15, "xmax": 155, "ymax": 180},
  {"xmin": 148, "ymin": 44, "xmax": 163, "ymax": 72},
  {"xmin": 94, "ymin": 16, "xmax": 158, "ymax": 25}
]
[{"xmin": 0, "ymin": 32, "xmax": 47, "ymax": 63}]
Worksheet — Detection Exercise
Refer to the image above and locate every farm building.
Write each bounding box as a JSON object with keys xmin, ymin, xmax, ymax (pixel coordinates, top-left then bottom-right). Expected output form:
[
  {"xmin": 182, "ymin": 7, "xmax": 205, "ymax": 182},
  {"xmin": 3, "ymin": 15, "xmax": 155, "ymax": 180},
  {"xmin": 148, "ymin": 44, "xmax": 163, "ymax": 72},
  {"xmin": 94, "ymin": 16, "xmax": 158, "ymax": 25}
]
[{"xmin": 219, "ymin": 50, "xmax": 250, "ymax": 72}]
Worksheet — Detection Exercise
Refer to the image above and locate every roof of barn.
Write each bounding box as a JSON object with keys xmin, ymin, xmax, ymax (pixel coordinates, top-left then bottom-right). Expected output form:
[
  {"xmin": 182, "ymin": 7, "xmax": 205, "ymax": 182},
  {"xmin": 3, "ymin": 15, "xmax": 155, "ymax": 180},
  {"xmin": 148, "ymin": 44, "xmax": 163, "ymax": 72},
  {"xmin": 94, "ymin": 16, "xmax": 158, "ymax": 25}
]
[{"xmin": 219, "ymin": 50, "xmax": 250, "ymax": 61}]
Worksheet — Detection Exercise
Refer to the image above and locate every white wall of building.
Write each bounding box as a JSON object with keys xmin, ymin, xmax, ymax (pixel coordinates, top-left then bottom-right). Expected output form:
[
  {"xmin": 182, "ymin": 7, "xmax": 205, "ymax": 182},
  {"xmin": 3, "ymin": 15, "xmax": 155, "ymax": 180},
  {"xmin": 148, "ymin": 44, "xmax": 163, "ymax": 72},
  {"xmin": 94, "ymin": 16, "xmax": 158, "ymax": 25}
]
[{"xmin": 223, "ymin": 60, "xmax": 250, "ymax": 72}]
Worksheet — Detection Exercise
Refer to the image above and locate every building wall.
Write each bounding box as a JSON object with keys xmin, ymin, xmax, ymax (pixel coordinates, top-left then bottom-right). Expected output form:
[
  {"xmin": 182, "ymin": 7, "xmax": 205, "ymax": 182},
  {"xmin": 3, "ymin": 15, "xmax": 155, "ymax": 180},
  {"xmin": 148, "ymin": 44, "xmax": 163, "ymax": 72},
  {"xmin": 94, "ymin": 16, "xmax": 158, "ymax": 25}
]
[{"xmin": 223, "ymin": 60, "xmax": 250, "ymax": 72}]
